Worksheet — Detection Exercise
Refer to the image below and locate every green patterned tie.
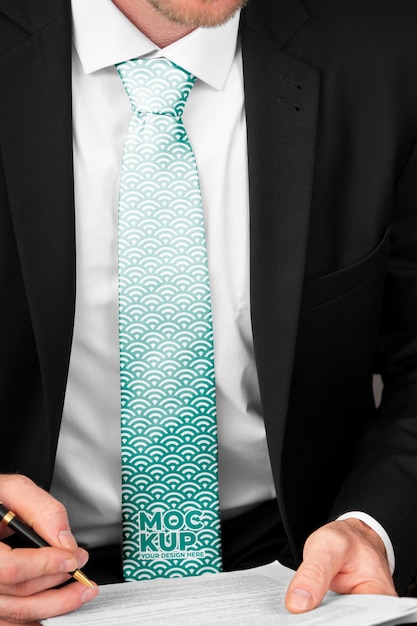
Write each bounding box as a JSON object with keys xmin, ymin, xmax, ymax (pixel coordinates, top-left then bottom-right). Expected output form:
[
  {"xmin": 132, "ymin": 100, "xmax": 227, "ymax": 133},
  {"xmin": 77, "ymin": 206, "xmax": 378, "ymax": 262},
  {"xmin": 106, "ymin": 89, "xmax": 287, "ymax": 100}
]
[{"xmin": 116, "ymin": 57, "xmax": 222, "ymax": 580}]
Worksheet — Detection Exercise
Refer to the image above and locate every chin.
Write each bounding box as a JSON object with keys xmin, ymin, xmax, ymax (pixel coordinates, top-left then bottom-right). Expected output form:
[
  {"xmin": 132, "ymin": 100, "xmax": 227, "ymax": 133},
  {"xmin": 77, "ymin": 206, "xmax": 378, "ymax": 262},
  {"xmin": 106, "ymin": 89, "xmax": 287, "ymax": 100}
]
[{"xmin": 148, "ymin": 0, "xmax": 247, "ymax": 28}]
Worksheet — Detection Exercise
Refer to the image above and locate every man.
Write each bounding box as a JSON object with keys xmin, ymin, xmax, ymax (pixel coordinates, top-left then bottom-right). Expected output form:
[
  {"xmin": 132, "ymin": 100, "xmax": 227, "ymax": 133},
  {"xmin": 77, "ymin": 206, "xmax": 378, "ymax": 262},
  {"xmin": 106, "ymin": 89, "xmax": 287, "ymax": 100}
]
[{"xmin": 1, "ymin": 0, "xmax": 417, "ymax": 622}]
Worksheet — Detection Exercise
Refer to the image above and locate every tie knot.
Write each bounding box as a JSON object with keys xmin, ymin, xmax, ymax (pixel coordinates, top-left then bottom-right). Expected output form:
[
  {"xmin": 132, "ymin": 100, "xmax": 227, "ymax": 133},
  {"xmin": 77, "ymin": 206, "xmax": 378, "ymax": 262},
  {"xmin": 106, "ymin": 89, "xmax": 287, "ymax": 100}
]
[{"xmin": 116, "ymin": 57, "xmax": 196, "ymax": 119}]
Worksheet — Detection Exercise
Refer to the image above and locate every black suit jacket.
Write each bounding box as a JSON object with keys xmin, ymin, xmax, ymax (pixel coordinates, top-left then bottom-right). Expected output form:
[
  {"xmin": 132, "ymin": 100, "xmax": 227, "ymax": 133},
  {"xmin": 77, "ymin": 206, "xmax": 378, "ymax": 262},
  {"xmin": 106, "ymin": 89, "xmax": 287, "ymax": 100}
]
[{"xmin": 2, "ymin": 0, "xmax": 417, "ymax": 595}]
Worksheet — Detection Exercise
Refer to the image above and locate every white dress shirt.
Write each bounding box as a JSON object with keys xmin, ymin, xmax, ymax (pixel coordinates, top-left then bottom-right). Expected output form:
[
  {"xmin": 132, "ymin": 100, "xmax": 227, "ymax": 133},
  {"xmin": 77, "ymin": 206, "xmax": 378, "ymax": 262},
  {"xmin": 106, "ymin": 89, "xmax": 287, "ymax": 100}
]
[
  {"xmin": 51, "ymin": 0, "xmax": 394, "ymax": 573},
  {"xmin": 51, "ymin": 0, "xmax": 276, "ymax": 548}
]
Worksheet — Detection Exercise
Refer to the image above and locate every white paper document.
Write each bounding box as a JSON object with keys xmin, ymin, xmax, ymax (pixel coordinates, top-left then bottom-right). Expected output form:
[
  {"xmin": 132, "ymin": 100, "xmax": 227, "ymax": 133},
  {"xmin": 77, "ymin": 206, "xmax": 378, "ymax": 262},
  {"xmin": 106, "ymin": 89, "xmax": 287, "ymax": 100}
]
[{"xmin": 41, "ymin": 561, "xmax": 417, "ymax": 626}]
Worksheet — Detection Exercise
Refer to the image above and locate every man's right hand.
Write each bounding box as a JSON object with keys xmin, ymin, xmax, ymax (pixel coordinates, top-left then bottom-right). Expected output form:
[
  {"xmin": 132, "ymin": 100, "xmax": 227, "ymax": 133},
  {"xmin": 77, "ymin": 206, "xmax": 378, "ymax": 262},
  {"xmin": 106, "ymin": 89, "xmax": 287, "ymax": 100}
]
[{"xmin": 0, "ymin": 474, "xmax": 98, "ymax": 624}]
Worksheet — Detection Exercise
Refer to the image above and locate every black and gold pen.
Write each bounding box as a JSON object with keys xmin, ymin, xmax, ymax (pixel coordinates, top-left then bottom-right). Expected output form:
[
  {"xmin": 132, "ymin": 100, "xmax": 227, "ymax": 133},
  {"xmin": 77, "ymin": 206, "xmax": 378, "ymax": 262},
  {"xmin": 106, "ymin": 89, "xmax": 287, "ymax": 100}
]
[{"xmin": 0, "ymin": 502, "xmax": 95, "ymax": 588}]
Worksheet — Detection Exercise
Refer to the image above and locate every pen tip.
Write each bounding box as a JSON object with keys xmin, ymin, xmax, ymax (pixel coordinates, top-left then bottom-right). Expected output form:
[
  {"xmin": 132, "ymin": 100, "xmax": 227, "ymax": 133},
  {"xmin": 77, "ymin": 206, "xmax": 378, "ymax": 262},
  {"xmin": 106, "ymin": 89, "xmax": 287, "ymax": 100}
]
[{"xmin": 72, "ymin": 569, "xmax": 96, "ymax": 588}]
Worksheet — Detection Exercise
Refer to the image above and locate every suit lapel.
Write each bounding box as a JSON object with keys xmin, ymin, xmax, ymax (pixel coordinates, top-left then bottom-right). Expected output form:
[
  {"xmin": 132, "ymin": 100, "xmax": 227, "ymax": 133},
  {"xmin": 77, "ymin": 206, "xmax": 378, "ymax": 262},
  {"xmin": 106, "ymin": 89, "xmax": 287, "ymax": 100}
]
[
  {"xmin": 0, "ymin": 0, "xmax": 65, "ymax": 32},
  {"xmin": 0, "ymin": 0, "xmax": 74, "ymax": 428},
  {"xmin": 241, "ymin": 0, "xmax": 320, "ymax": 487}
]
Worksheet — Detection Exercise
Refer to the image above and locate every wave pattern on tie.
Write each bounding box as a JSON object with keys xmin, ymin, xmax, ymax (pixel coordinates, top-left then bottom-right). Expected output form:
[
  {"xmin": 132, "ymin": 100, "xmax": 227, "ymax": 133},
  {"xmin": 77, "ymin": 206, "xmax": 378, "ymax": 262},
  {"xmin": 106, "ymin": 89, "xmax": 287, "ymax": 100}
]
[{"xmin": 116, "ymin": 58, "xmax": 222, "ymax": 580}]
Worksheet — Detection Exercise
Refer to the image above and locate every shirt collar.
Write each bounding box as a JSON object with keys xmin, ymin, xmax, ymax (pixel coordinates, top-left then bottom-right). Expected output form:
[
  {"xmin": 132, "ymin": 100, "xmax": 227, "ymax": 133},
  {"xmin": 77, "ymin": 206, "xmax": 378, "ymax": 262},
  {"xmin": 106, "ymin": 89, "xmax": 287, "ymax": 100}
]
[{"xmin": 71, "ymin": 0, "xmax": 240, "ymax": 90}]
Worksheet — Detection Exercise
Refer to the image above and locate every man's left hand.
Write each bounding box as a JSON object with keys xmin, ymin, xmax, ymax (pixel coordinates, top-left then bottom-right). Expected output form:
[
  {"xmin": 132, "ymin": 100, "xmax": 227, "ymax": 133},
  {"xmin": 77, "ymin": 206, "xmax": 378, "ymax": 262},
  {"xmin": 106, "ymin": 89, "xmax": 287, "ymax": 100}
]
[{"xmin": 285, "ymin": 518, "xmax": 397, "ymax": 613}]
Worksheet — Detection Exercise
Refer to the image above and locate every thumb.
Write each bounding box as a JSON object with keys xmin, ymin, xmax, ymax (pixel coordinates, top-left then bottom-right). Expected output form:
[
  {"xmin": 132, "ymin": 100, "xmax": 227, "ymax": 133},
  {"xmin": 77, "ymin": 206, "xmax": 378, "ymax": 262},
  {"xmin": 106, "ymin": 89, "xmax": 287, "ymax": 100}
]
[
  {"xmin": 285, "ymin": 523, "xmax": 347, "ymax": 613},
  {"xmin": 285, "ymin": 560, "xmax": 331, "ymax": 613}
]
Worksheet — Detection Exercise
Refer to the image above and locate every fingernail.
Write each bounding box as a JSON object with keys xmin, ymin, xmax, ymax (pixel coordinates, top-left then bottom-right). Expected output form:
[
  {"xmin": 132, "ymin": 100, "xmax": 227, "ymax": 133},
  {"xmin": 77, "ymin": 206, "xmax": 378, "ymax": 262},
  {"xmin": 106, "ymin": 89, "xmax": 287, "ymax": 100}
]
[
  {"xmin": 58, "ymin": 529, "xmax": 78, "ymax": 549},
  {"xmin": 81, "ymin": 586, "xmax": 98, "ymax": 604},
  {"xmin": 59, "ymin": 558, "xmax": 79, "ymax": 574},
  {"xmin": 288, "ymin": 588, "xmax": 314, "ymax": 611},
  {"xmin": 78, "ymin": 549, "xmax": 89, "ymax": 569}
]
